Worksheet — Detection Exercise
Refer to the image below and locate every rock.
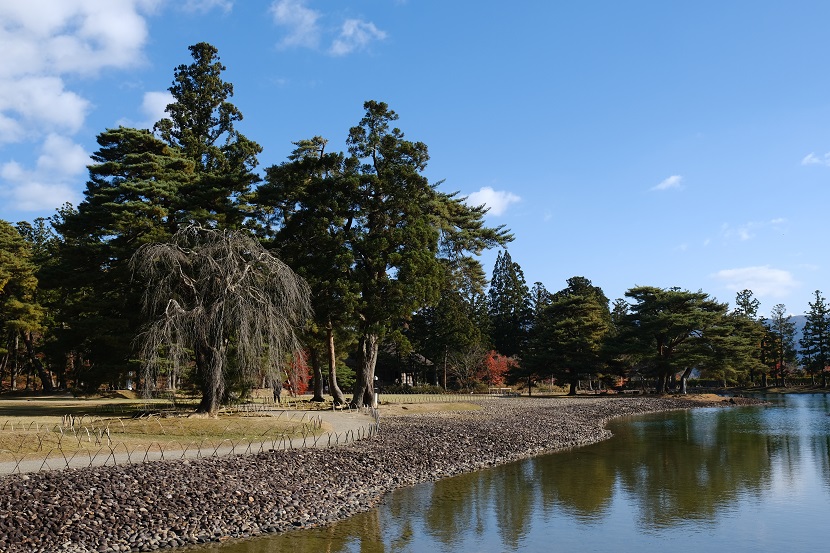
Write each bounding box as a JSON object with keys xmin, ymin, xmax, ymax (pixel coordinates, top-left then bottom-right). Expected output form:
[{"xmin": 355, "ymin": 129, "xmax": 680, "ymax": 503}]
[{"xmin": 0, "ymin": 397, "xmax": 759, "ymax": 552}]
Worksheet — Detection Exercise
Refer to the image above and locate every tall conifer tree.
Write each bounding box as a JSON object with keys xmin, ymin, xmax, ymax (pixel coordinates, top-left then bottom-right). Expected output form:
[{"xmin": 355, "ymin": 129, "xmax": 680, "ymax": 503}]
[
  {"xmin": 800, "ymin": 290, "xmax": 830, "ymax": 386},
  {"xmin": 487, "ymin": 251, "xmax": 531, "ymax": 358},
  {"xmin": 154, "ymin": 42, "xmax": 262, "ymax": 229}
]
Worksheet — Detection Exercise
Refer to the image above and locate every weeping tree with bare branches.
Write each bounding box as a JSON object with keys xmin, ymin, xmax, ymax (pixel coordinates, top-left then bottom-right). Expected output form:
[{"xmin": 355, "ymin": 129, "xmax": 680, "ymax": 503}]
[{"xmin": 130, "ymin": 225, "xmax": 311, "ymax": 414}]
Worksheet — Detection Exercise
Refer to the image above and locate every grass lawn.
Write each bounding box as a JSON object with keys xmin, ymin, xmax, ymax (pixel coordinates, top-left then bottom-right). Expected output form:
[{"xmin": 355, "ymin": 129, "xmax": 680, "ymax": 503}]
[{"xmin": 0, "ymin": 393, "xmax": 327, "ymax": 463}]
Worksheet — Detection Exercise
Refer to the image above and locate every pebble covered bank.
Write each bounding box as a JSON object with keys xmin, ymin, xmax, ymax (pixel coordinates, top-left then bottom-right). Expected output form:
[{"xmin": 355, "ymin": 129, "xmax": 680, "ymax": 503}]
[{"xmin": 0, "ymin": 396, "xmax": 756, "ymax": 552}]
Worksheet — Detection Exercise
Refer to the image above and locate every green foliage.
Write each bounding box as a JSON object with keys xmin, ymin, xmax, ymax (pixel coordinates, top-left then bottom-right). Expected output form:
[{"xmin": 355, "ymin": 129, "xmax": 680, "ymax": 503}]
[
  {"xmin": 0, "ymin": 220, "xmax": 46, "ymax": 390},
  {"xmin": 800, "ymin": 290, "xmax": 830, "ymax": 383},
  {"xmin": 0, "ymin": 220, "xmax": 43, "ymax": 341},
  {"xmin": 48, "ymin": 128, "xmax": 193, "ymax": 390},
  {"xmin": 154, "ymin": 42, "xmax": 262, "ymax": 229},
  {"xmin": 257, "ymin": 101, "xmax": 509, "ymax": 405},
  {"xmin": 256, "ymin": 136, "xmax": 360, "ymax": 403},
  {"xmin": 487, "ymin": 250, "xmax": 531, "ymax": 358},
  {"xmin": 616, "ymin": 286, "xmax": 729, "ymax": 393},
  {"xmin": 762, "ymin": 303, "xmax": 797, "ymax": 384},
  {"xmin": 524, "ymin": 277, "xmax": 611, "ymax": 395}
]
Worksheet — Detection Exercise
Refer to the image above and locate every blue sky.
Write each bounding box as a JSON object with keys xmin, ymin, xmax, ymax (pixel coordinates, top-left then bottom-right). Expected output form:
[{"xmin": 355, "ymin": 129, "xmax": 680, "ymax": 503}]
[{"xmin": 2, "ymin": 1, "xmax": 829, "ymax": 317}]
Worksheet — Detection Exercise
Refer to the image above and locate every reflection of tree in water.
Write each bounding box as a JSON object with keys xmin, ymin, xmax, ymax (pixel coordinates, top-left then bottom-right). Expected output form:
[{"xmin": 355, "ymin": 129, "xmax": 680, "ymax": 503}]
[
  {"xmin": 529, "ymin": 407, "xmax": 777, "ymax": 530},
  {"xmin": 422, "ymin": 460, "xmax": 537, "ymax": 549},
  {"xmin": 808, "ymin": 394, "xmax": 830, "ymax": 493},
  {"xmin": 534, "ymin": 444, "xmax": 616, "ymax": 521},
  {"xmin": 612, "ymin": 408, "xmax": 774, "ymax": 528},
  {"xmin": 197, "ymin": 400, "xmax": 829, "ymax": 552},
  {"xmin": 423, "ymin": 472, "xmax": 488, "ymax": 545},
  {"xmin": 203, "ymin": 507, "xmax": 387, "ymax": 553},
  {"xmin": 492, "ymin": 461, "xmax": 536, "ymax": 549}
]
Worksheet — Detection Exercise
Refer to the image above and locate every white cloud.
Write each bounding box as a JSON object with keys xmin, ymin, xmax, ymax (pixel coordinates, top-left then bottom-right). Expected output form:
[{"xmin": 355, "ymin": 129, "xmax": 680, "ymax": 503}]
[
  {"xmin": 118, "ymin": 90, "xmax": 174, "ymax": 129},
  {"xmin": 330, "ymin": 19, "xmax": 387, "ymax": 56},
  {"xmin": 0, "ymin": 133, "xmax": 88, "ymax": 212},
  {"xmin": 651, "ymin": 174, "xmax": 683, "ymax": 191},
  {"xmin": 0, "ymin": 77, "xmax": 90, "ymax": 142},
  {"xmin": 270, "ymin": 1, "xmax": 386, "ymax": 55},
  {"xmin": 270, "ymin": 0, "xmax": 322, "ymax": 49},
  {"xmin": 141, "ymin": 91, "xmax": 173, "ymax": 126},
  {"xmin": 0, "ymin": 1, "xmax": 156, "ymax": 214},
  {"xmin": 711, "ymin": 266, "xmax": 799, "ymax": 299},
  {"xmin": 801, "ymin": 152, "xmax": 830, "ymax": 166},
  {"xmin": 721, "ymin": 218, "xmax": 786, "ymax": 242},
  {"xmin": 465, "ymin": 187, "xmax": 521, "ymax": 216},
  {"xmin": 0, "ymin": 1, "xmax": 155, "ymax": 143},
  {"xmin": 0, "ymin": 2, "xmax": 155, "ymax": 78}
]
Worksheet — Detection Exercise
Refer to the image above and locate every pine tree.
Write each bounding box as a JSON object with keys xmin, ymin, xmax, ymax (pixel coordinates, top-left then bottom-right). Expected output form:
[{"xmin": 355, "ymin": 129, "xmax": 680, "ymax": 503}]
[
  {"xmin": 763, "ymin": 303, "xmax": 797, "ymax": 387},
  {"xmin": 800, "ymin": 290, "xmax": 830, "ymax": 386},
  {"xmin": 617, "ymin": 286, "xmax": 728, "ymax": 394},
  {"xmin": 154, "ymin": 42, "xmax": 262, "ymax": 229},
  {"xmin": 256, "ymin": 101, "xmax": 510, "ymax": 406},
  {"xmin": 487, "ymin": 251, "xmax": 531, "ymax": 358},
  {"xmin": 49, "ymin": 128, "xmax": 194, "ymax": 390},
  {"xmin": 726, "ymin": 289, "xmax": 767, "ymax": 387},
  {"xmin": 524, "ymin": 277, "xmax": 610, "ymax": 395},
  {"xmin": 0, "ymin": 220, "xmax": 49, "ymax": 391},
  {"xmin": 256, "ymin": 136, "xmax": 359, "ymax": 404}
]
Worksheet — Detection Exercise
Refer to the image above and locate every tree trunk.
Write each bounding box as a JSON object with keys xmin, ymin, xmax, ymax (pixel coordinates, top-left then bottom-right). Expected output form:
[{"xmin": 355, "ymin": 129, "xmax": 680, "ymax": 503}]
[
  {"xmin": 762, "ymin": 372, "xmax": 768, "ymax": 387},
  {"xmin": 568, "ymin": 380, "xmax": 577, "ymax": 396},
  {"xmin": 326, "ymin": 324, "xmax": 347, "ymax": 405},
  {"xmin": 195, "ymin": 340, "xmax": 224, "ymax": 415},
  {"xmin": 0, "ymin": 350, "xmax": 7, "ymax": 392},
  {"xmin": 527, "ymin": 376, "xmax": 532, "ymax": 396},
  {"xmin": 309, "ymin": 348, "xmax": 325, "ymax": 402},
  {"xmin": 443, "ymin": 347, "xmax": 448, "ymax": 390},
  {"xmin": 21, "ymin": 331, "xmax": 53, "ymax": 392},
  {"xmin": 10, "ymin": 333, "xmax": 19, "ymax": 391},
  {"xmin": 679, "ymin": 366, "xmax": 693, "ymax": 394},
  {"xmin": 352, "ymin": 333, "xmax": 378, "ymax": 407}
]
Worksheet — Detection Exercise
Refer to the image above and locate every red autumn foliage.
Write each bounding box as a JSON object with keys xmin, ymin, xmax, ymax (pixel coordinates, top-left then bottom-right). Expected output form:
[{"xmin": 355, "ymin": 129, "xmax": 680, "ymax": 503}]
[
  {"xmin": 479, "ymin": 350, "xmax": 516, "ymax": 387},
  {"xmin": 285, "ymin": 349, "xmax": 310, "ymax": 396}
]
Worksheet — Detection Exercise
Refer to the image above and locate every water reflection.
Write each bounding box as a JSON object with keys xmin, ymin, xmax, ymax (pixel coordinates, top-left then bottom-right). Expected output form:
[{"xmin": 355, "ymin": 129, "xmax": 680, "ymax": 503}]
[{"xmin": 202, "ymin": 394, "xmax": 830, "ymax": 553}]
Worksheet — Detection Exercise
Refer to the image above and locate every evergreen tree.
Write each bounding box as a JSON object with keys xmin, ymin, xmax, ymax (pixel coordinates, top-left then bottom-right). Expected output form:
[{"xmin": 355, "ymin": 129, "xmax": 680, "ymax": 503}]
[
  {"xmin": 0, "ymin": 220, "xmax": 50, "ymax": 391},
  {"xmin": 728, "ymin": 289, "xmax": 767, "ymax": 387},
  {"xmin": 800, "ymin": 290, "xmax": 830, "ymax": 386},
  {"xmin": 487, "ymin": 251, "xmax": 531, "ymax": 358},
  {"xmin": 344, "ymin": 101, "xmax": 509, "ymax": 405},
  {"xmin": 734, "ymin": 289, "xmax": 760, "ymax": 319},
  {"xmin": 154, "ymin": 42, "xmax": 262, "ymax": 229},
  {"xmin": 48, "ymin": 43, "xmax": 259, "ymax": 391},
  {"xmin": 257, "ymin": 101, "xmax": 510, "ymax": 406},
  {"xmin": 617, "ymin": 286, "xmax": 728, "ymax": 394},
  {"xmin": 763, "ymin": 303, "xmax": 797, "ymax": 386},
  {"xmin": 524, "ymin": 277, "xmax": 611, "ymax": 395},
  {"xmin": 49, "ymin": 128, "xmax": 194, "ymax": 389},
  {"xmin": 256, "ymin": 136, "xmax": 359, "ymax": 404}
]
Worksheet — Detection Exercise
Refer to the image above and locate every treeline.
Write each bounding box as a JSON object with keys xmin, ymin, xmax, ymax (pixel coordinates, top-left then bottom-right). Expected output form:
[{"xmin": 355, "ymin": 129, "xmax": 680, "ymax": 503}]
[
  {"xmin": 1, "ymin": 43, "xmax": 827, "ymax": 411},
  {"xmin": 488, "ymin": 251, "xmax": 828, "ymax": 394}
]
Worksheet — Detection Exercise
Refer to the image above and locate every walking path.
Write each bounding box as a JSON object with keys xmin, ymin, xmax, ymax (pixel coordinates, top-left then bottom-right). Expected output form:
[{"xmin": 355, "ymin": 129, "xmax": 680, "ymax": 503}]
[{"xmin": 0, "ymin": 408, "xmax": 378, "ymax": 475}]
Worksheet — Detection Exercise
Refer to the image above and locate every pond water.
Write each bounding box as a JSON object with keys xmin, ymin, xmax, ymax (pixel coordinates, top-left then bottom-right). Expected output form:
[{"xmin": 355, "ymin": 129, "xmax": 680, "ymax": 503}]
[{"xmin": 197, "ymin": 394, "xmax": 830, "ymax": 552}]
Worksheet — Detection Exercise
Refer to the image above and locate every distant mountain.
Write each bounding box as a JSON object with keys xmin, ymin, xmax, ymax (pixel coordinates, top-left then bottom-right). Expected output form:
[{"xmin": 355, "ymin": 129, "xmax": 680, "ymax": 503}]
[{"xmin": 791, "ymin": 314, "xmax": 807, "ymax": 349}]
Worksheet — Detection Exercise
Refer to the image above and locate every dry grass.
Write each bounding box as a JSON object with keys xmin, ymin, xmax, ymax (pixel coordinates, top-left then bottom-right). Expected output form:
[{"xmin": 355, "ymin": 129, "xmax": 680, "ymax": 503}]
[{"xmin": 0, "ymin": 395, "xmax": 326, "ymax": 462}]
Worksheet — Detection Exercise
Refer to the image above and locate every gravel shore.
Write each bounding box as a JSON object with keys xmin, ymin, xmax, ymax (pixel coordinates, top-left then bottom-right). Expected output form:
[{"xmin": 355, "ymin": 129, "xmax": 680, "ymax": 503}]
[{"xmin": 0, "ymin": 396, "xmax": 757, "ymax": 552}]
